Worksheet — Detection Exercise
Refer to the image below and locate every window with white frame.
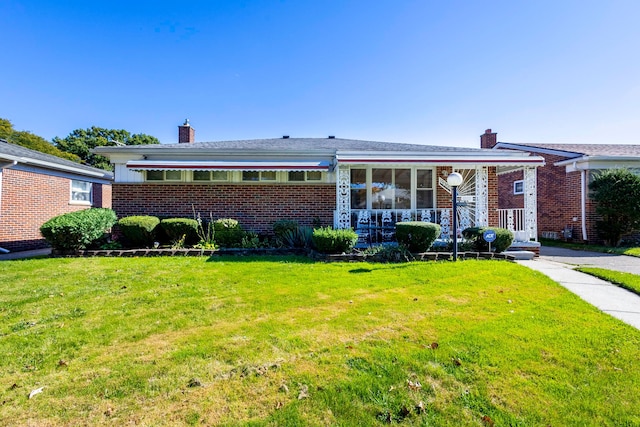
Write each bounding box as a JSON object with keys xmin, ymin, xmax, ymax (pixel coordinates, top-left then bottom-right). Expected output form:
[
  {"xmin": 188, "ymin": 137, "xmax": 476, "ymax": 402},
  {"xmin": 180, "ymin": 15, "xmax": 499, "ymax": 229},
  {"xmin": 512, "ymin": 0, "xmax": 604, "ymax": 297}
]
[
  {"xmin": 287, "ymin": 171, "xmax": 323, "ymax": 182},
  {"xmin": 146, "ymin": 170, "xmax": 183, "ymax": 181},
  {"xmin": 242, "ymin": 171, "xmax": 277, "ymax": 181},
  {"xmin": 513, "ymin": 180, "xmax": 524, "ymax": 195},
  {"xmin": 193, "ymin": 170, "xmax": 229, "ymax": 181},
  {"xmin": 416, "ymin": 169, "xmax": 435, "ymax": 208},
  {"xmin": 71, "ymin": 180, "xmax": 92, "ymax": 204},
  {"xmin": 371, "ymin": 168, "xmax": 411, "ymax": 209}
]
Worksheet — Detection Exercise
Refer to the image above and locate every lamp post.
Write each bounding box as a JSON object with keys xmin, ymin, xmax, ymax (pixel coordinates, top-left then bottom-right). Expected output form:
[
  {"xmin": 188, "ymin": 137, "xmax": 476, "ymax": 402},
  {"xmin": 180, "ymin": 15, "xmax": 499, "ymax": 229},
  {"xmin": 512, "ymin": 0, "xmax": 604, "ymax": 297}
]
[{"xmin": 447, "ymin": 172, "xmax": 464, "ymax": 261}]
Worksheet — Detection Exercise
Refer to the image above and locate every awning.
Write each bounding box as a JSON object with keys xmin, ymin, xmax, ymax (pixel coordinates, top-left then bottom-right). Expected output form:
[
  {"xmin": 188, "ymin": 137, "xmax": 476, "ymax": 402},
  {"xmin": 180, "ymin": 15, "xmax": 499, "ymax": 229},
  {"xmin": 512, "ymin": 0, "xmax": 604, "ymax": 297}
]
[{"xmin": 126, "ymin": 160, "xmax": 331, "ymax": 171}]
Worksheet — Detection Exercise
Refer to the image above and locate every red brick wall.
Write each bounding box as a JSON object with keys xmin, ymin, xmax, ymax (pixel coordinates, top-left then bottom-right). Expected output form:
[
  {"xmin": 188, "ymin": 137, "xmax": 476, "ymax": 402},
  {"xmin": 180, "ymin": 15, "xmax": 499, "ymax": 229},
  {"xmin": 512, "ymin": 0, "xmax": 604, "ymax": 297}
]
[
  {"xmin": 496, "ymin": 153, "xmax": 597, "ymax": 242},
  {"xmin": 0, "ymin": 169, "xmax": 112, "ymax": 252},
  {"xmin": 112, "ymin": 183, "xmax": 337, "ymax": 233},
  {"xmin": 498, "ymin": 170, "xmax": 524, "ymax": 209}
]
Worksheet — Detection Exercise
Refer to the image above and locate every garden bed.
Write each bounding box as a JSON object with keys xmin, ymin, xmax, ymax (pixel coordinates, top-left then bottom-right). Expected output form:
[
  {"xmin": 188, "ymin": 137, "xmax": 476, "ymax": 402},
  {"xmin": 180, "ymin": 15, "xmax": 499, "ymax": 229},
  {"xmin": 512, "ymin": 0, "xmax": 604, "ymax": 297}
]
[{"xmin": 54, "ymin": 247, "xmax": 519, "ymax": 261}]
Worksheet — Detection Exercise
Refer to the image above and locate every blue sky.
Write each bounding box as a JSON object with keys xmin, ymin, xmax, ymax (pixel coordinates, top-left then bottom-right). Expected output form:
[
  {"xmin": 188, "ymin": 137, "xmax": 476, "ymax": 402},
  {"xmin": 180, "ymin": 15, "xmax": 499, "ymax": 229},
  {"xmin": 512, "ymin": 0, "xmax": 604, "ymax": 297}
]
[{"xmin": 2, "ymin": 0, "xmax": 639, "ymax": 146}]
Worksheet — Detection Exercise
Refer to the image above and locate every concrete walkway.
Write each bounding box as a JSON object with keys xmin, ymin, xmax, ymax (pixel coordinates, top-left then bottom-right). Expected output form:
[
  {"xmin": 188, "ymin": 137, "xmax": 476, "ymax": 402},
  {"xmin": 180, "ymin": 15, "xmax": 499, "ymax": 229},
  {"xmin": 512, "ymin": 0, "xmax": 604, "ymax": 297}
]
[{"xmin": 517, "ymin": 246, "xmax": 640, "ymax": 330}]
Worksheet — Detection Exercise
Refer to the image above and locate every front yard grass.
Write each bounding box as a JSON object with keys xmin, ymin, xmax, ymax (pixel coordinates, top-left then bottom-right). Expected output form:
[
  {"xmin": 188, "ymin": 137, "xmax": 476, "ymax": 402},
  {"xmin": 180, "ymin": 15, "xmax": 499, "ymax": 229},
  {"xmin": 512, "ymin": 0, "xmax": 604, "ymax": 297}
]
[
  {"xmin": 1, "ymin": 256, "xmax": 640, "ymax": 426},
  {"xmin": 577, "ymin": 267, "xmax": 640, "ymax": 296}
]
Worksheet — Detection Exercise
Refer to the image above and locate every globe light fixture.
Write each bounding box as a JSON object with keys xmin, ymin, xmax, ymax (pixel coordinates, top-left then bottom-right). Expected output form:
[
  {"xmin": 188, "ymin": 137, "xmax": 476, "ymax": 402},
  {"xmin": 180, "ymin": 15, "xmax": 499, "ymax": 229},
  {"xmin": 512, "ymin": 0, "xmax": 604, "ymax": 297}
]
[{"xmin": 447, "ymin": 172, "xmax": 464, "ymax": 260}]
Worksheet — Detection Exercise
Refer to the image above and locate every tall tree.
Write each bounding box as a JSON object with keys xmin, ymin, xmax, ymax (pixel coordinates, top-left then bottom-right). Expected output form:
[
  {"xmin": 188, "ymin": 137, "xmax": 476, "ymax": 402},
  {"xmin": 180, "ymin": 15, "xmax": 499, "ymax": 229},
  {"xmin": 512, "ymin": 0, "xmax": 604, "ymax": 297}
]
[
  {"xmin": 589, "ymin": 168, "xmax": 640, "ymax": 246},
  {"xmin": 0, "ymin": 118, "xmax": 80, "ymax": 162},
  {"xmin": 53, "ymin": 127, "xmax": 160, "ymax": 170}
]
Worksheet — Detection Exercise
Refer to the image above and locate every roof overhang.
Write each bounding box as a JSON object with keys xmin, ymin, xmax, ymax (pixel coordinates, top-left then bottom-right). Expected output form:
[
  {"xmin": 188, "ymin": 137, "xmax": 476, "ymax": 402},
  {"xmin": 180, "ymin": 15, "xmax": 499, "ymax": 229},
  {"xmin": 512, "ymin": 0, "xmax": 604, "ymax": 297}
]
[
  {"xmin": 126, "ymin": 160, "xmax": 332, "ymax": 171},
  {"xmin": 0, "ymin": 154, "xmax": 111, "ymax": 178},
  {"xmin": 336, "ymin": 151, "xmax": 545, "ymax": 167},
  {"xmin": 556, "ymin": 155, "xmax": 640, "ymax": 172}
]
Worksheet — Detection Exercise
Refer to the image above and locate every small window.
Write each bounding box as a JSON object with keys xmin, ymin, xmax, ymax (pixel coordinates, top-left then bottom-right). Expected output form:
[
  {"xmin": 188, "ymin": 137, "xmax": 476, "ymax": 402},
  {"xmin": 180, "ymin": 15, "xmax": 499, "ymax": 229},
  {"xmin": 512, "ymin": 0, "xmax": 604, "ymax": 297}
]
[
  {"xmin": 306, "ymin": 171, "xmax": 322, "ymax": 181},
  {"xmin": 243, "ymin": 171, "xmax": 277, "ymax": 181},
  {"xmin": 71, "ymin": 180, "xmax": 92, "ymax": 204},
  {"xmin": 288, "ymin": 171, "xmax": 323, "ymax": 182},
  {"xmin": 288, "ymin": 171, "xmax": 305, "ymax": 181},
  {"xmin": 514, "ymin": 180, "xmax": 524, "ymax": 195},
  {"xmin": 146, "ymin": 170, "xmax": 183, "ymax": 181},
  {"xmin": 193, "ymin": 171, "xmax": 229, "ymax": 181},
  {"xmin": 165, "ymin": 170, "xmax": 182, "ymax": 181}
]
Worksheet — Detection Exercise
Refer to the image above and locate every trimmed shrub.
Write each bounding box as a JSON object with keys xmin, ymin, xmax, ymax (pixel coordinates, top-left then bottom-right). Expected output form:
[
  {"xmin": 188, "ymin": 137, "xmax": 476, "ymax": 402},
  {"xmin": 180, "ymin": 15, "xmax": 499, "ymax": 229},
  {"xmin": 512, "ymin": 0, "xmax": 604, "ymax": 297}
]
[
  {"xmin": 160, "ymin": 218, "xmax": 199, "ymax": 245},
  {"xmin": 462, "ymin": 227, "xmax": 513, "ymax": 253},
  {"xmin": 117, "ymin": 216, "xmax": 160, "ymax": 248},
  {"xmin": 312, "ymin": 227, "xmax": 358, "ymax": 254},
  {"xmin": 395, "ymin": 222, "xmax": 441, "ymax": 252},
  {"xmin": 213, "ymin": 218, "xmax": 246, "ymax": 248},
  {"xmin": 40, "ymin": 208, "xmax": 117, "ymax": 250}
]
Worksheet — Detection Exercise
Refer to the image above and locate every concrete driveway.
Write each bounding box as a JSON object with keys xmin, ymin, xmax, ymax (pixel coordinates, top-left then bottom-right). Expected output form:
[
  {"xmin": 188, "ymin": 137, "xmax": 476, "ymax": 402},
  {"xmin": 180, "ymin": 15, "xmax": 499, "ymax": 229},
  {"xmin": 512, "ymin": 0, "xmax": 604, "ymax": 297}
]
[{"xmin": 540, "ymin": 246, "xmax": 640, "ymax": 275}]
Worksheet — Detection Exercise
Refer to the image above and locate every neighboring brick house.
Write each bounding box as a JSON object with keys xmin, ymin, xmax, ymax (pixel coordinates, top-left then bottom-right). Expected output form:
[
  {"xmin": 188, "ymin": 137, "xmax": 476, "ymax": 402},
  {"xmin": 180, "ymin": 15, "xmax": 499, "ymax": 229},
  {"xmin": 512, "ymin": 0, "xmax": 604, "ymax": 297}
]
[
  {"xmin": 0, "ymin": 139, "xmax": 113, "ymax": 253},
  {"xmin": 93, "ymin": 122, "xmax": 543, "ymax": 241},
  {"xmin": 481, "ymin": 129, "xmax": 640, "ymax": 244}
]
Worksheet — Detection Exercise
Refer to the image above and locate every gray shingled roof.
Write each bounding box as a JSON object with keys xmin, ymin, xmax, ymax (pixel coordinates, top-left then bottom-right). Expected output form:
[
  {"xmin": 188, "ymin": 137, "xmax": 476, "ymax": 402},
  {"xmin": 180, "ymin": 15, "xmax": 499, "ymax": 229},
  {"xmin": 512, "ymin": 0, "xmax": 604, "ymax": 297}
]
[
  {"xmin": 94, "ymin": 137, "xmax": 484, "ymax": 153},
  {"xmin": 500, "ymin": 142, "xmax": 640, "ymax": 158},
  {"xmin": 0, "ymin": 139, "xmax": 113, "ymax": 179}
]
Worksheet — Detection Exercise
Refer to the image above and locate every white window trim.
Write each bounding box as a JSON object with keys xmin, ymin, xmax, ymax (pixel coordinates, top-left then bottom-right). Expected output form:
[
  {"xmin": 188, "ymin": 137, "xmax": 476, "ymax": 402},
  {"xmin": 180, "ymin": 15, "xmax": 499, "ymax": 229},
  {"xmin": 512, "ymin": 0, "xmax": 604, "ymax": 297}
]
[
  {"xmin": 70, "ymin": 180, "xmax": 92, "ymax": 205},
  {"xmin": 514, "ymin": 180, "xmax": 524, "ymax": 195}
]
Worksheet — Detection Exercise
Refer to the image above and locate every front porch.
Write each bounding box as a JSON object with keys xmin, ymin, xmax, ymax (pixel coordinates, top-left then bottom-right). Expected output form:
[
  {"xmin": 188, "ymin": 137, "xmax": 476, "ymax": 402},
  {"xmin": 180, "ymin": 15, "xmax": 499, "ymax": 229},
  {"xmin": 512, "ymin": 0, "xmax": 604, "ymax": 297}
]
[{"xmin": 333, "ymin": 163, "xmax": 539, "ymax": 245}]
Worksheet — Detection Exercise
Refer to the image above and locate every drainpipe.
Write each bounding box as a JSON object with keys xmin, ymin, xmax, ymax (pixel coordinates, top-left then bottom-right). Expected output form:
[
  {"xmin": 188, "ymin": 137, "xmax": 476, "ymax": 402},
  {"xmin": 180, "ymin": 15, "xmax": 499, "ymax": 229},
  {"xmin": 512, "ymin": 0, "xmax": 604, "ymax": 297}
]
[
  {"xmin": 580, "ymin": 168, "xmax": 588, "ymax": 242},
  {"xmin": 0, "ymin": 160, "xmax": 18, "ymax": 253}
]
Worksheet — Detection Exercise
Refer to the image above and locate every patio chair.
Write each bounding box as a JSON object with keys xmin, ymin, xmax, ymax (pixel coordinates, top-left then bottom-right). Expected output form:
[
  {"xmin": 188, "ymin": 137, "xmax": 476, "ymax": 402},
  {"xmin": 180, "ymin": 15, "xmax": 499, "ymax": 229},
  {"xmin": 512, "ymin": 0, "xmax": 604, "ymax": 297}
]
[
  {"xmin": 380, "ymin": 211, "xmax": 395, "ymax": 243},
  {"xmin": 355, "ymin": 211, "xmax": 372, "ymax": 247}
]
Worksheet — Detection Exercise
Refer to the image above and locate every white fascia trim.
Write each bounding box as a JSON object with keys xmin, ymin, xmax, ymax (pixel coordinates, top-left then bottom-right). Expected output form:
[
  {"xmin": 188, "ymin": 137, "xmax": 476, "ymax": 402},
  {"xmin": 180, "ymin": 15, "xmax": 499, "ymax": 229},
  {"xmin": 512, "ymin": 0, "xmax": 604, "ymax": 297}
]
[
  {"xmin": 126, "ymin": 160, "xmax": 332, "ymax": 171},
  {"xmin": 335, "ymin": 152, "xmax": 544, "ymax": 166},
  {"xmin": 1, "ymin": 154, "xmax": 110, "ymax": 178}
]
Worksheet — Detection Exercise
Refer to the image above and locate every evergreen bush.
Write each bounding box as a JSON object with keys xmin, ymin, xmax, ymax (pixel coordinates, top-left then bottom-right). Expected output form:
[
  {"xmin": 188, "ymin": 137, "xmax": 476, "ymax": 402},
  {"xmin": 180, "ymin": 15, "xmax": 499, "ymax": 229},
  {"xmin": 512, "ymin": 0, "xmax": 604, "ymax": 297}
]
[
  {"xmin": 462, "ymin": 227, "xmax": 513, "ymax": 253},
  {"xmin": 160, "ymin": 218, "xmax": 199, "ymax": 246},
  {"xmin": 40, "ymin": 208, "xmax": 117, "ymax": 250},
  {"xmin": 312, "ymin": 227, "xmax": 358, "ymax": 254},
  {"xmin": 117, "ymin": 216, "xmax": 160, "ymax": 248},
  {"xmin": 395, "ymin": 222, "xmax": 440, "ymax": 252},
  {"xmin": 213, "ymin": 218, "xmax": 246, "ymax": 248}
]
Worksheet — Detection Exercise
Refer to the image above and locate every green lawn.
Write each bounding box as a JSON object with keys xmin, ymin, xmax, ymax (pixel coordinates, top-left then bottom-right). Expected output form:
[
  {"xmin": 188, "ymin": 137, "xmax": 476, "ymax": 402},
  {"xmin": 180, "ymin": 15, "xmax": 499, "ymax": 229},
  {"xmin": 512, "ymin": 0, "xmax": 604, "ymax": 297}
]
[
  {"xmin": 577, "ymin": 267, "xmax": 640, "ymax": 296},
  {"xmin": 1, "ymin": 256, "xmax": 640, "ymax": 426}
]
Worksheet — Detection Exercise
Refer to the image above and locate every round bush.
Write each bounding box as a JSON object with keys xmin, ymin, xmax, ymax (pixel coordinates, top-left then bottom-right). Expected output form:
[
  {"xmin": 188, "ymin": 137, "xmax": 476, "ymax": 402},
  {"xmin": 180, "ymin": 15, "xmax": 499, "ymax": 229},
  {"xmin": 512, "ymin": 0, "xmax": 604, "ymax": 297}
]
[
  {"xmin": 461, "ymin": 227, "xmax": 513, "ymax": 253},
  {"xmin": 40, "ymin": 208, "xmax": 117, "ymax": 250},
  {"xmin": 160, "ymin": 218, "xmax": 199, "ymax": 245},
  {"xmin": 395, "ymin": 221, "xmax": 441, "ymax": 252},
  {"xmin": 117, "ymin": 215, "xmax": 160, "ymax": 248},
  {"xmin": 213, "ymin": 218, "xmax": 246, "ymax": 248},
  {"xmin": 312, "ymin": 227, "xmax": 358, "ymax": 254}
]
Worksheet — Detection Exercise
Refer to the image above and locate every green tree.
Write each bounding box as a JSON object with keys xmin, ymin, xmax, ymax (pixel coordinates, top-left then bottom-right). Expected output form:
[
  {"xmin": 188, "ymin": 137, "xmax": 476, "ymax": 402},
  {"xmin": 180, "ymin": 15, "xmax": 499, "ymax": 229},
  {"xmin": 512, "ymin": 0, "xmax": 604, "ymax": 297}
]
[
  {"xmin": 0, "ymin": 118, "xmax": 80, "ymax": 162},
  {"xmin": 53, "ymin": 126, "xmax": 160, "ymax": 170},
  {"xmin": 589, "ymin": 168, "xmax": 640, "ymax": 246}
]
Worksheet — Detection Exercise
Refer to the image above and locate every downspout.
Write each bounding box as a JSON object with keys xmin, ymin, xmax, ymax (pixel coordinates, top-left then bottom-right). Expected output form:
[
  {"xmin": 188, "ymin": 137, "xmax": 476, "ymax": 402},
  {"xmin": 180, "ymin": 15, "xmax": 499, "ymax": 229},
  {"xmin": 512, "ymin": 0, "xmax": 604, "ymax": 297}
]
[
  {"xmin": 0, "ymin": 160, "xmax": 18, "ymax": 253},
  {"xmin": 578, "ymin": 164, "xmax": 588, "ymax": 242}
]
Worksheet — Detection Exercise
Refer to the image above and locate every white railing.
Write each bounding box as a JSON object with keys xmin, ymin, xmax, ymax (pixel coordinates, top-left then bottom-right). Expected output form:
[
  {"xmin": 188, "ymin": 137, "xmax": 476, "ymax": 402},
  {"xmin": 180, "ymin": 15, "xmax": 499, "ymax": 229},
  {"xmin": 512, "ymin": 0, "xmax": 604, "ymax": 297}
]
[
  {"xmin": 334, "ymin": 208, "xmax": 478, "ymax": 242},
  {"xmin": 498, "ymin": 208, "xmax": 525, "ymax": 233}
]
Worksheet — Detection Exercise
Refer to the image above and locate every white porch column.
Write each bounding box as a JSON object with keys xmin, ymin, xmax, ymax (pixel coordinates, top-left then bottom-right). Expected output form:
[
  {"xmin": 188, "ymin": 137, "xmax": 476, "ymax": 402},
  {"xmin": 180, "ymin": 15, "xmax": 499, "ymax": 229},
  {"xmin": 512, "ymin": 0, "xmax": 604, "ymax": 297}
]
[
  {"xmin": 336, "ymin": 164, "xmax": 351, "ymax": 229},
  {"xmin": 475, "ymin": 166, "xmax": 489, "ymax": 227},
  {"xmin": 524, "ymin": 166, "xmax": 538, "ymax": 240}
]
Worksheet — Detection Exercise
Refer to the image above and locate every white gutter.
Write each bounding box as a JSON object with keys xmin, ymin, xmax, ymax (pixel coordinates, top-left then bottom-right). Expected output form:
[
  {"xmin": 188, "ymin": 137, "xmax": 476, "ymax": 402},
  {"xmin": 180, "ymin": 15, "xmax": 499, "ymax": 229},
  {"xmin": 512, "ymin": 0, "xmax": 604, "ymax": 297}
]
[
  {"xmin": 0, "ymin": 160, "xmax": 18, "ymax": 253},
  {"xmin": 0, "ymin": 154, "xmax": 110, "ymax": 178},
  {"xmin": 580, "ymin": 167, "xmax": 588, "ymax": 242}
]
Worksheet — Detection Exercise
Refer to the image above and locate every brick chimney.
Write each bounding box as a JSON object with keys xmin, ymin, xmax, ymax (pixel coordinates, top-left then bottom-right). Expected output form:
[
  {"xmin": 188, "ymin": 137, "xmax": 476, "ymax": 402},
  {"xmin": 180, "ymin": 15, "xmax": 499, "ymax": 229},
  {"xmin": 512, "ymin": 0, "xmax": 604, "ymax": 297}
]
[
  {"xmin": 480, "ymin": 128, "xmax": 497, "ymax": 149},
  {"xmin": 178, "ymin": 119, "xmax": 195, "ymax": 143}
]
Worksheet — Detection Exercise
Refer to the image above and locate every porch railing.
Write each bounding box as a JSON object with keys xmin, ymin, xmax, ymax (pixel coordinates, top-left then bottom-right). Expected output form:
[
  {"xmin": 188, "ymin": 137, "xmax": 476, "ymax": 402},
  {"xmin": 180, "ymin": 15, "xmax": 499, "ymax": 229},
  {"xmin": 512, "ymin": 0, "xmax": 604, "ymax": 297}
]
[
  {"xmin": 497, "ymin": 207, "xmax": 527, "ymax": 232},
  {"xmin": 334, "ymin": 208, "xmax": 476, "ymax": 241}
]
